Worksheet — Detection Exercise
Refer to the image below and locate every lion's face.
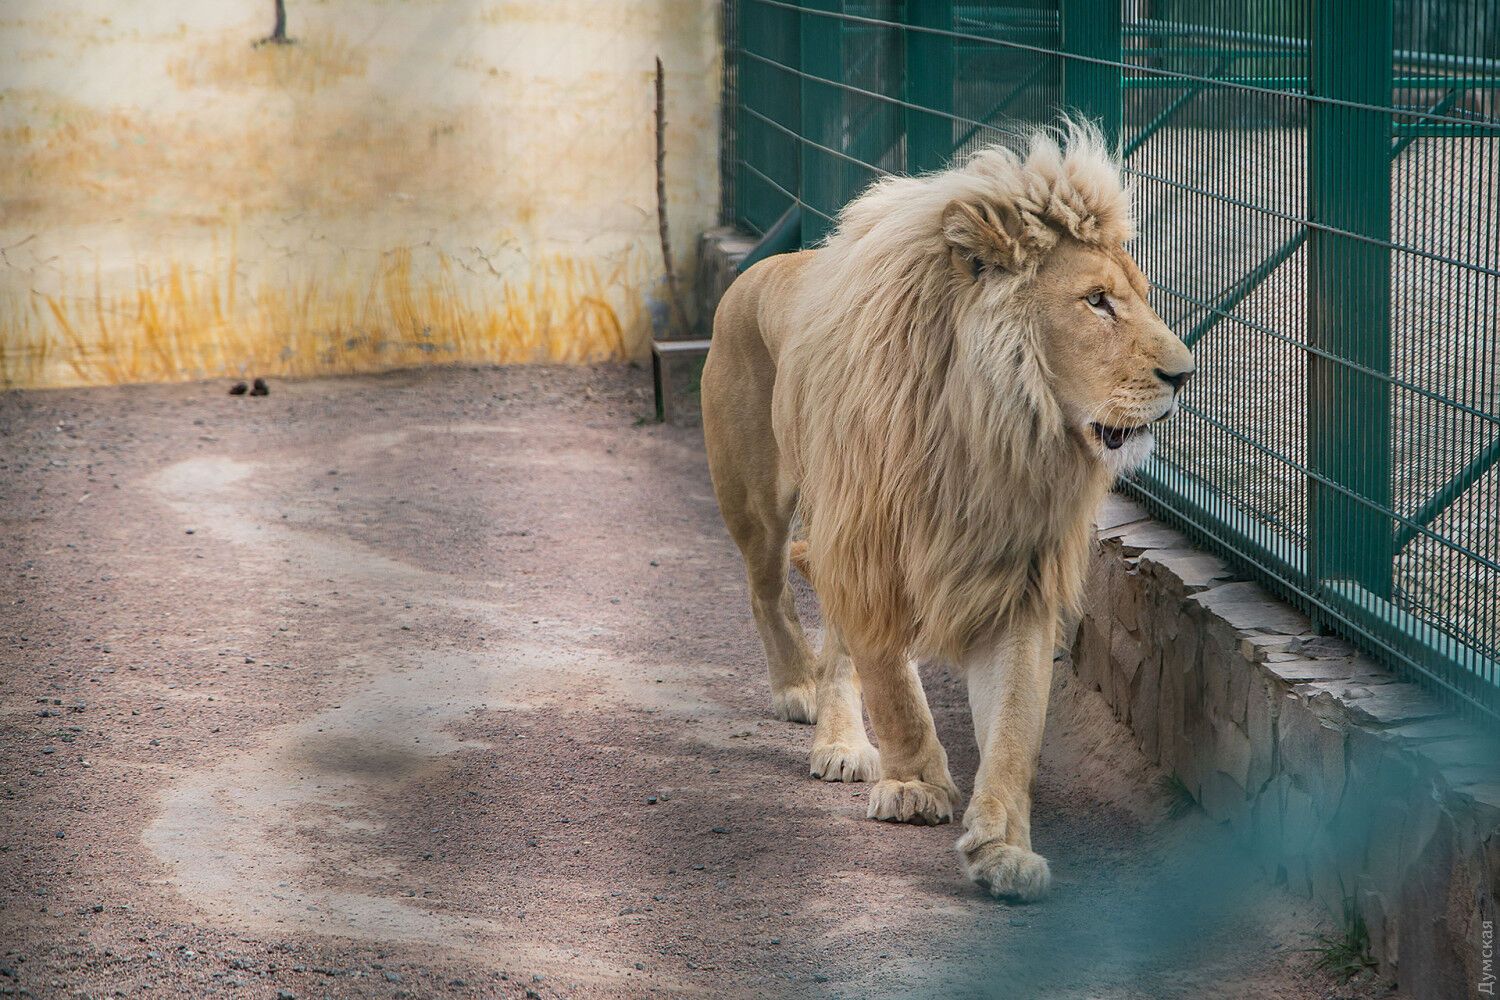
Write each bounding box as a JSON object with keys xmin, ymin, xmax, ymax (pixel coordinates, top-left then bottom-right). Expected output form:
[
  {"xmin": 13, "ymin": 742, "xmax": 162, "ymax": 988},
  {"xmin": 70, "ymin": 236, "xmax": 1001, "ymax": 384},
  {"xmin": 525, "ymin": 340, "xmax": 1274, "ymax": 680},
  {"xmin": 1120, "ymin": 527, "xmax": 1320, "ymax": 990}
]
[
  {"xmin": 1029, "ymin": 239, "xmax": 1193, "ymax": 472},
  {"xmin": 942, "ymin": 191, "xmax": 1195, "ymax": 475}
]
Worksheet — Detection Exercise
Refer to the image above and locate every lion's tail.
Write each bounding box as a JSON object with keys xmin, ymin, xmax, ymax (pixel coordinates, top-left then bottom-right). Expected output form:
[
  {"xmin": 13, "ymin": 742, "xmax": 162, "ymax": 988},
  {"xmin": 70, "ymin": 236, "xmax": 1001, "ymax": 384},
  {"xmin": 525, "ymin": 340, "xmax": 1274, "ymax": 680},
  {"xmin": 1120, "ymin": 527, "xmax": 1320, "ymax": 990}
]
[{"xmin": 788, "ymin": 539, "xmax": 812, "ymax": 583}]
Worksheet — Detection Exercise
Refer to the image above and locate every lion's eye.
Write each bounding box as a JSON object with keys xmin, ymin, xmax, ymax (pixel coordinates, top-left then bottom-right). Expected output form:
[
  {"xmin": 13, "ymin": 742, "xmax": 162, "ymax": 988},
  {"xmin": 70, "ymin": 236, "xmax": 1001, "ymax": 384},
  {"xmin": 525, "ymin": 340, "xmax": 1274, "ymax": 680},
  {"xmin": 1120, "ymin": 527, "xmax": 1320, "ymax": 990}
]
[{"xmin": 1086, "ymin": 290, "xmax": 1115, "ymax": 316}]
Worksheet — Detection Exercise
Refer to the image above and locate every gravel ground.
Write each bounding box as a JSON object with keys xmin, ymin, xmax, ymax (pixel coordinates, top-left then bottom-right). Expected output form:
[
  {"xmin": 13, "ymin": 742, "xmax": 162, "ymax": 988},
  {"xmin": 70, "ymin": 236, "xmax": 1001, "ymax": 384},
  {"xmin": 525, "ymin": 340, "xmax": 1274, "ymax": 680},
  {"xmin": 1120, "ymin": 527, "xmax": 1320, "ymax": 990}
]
[{"xmin": 0, "ymin": 364, "xmax": 1400, "ymax": 999}]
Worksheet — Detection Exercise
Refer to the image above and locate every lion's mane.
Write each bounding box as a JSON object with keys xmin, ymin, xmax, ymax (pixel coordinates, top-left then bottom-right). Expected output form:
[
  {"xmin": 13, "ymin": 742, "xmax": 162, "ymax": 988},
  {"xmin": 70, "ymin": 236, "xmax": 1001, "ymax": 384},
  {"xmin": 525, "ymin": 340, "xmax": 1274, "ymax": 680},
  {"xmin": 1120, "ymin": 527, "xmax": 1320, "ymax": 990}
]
[{"xmin": 778, "ymin": 123, "xmax": 1136, "ymax": 662}]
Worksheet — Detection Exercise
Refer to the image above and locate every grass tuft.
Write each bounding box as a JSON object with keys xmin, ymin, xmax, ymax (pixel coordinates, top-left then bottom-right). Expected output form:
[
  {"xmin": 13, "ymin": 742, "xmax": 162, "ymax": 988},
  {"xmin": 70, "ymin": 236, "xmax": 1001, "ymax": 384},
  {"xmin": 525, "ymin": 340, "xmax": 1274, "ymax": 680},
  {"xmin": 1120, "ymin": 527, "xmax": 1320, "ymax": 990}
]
[
  {"xmin": 1305, "ymin": 897, "xmax": 1378, "ymax": 984},
  {"xmin": 1, "ymin": 245, "xmax": 645, "ymax": 389}
]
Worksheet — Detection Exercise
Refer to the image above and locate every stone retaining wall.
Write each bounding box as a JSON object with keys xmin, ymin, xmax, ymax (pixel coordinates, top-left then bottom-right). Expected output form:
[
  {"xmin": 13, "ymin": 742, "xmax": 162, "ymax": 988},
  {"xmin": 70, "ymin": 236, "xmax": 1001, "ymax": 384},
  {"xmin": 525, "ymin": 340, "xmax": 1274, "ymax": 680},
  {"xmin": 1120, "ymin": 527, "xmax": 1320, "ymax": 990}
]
[{"xmin": 1077, "ymin": 493, "xmax": 1500, "ymax": 999}]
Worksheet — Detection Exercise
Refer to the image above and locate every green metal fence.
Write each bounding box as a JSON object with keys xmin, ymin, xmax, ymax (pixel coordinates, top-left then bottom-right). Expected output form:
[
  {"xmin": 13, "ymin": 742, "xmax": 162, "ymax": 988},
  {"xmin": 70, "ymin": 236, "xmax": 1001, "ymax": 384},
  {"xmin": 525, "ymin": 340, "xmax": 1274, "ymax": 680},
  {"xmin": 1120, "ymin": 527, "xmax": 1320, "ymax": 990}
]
[{"xmin": 728, "ymin": 1, "xmax": 1500, "ymax": 721}]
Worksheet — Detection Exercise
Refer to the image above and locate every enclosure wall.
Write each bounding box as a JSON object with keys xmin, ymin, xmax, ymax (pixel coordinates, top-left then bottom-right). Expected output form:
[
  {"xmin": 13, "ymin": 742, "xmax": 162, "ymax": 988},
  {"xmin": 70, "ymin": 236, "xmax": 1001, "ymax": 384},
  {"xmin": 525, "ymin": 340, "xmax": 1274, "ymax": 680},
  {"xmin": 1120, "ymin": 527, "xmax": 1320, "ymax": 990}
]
[{"xmin": 0, "ymin": 0, "xmax": 721, "ymax": 388}]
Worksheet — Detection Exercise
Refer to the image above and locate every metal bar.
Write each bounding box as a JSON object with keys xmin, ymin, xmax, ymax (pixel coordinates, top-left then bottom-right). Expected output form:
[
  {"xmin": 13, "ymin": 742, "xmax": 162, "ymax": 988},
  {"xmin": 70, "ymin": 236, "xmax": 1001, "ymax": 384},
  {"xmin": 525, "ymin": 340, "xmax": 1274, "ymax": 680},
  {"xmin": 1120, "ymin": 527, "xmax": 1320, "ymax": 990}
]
[
  {"xmin": 1127, "ymin": 16, "xmax": 1500, "ymax": 72},
  {"xmin": 732, "ymin": 2, "xmax": 752, "ymax": 233},
  {"xmin": 1182, "ymin": 231, "xmax": 1306, "ymax": 349},
  {"xmin": 1391, "ymin": 123, "xmax": 1500, "ymax": 137},
  {"xmin": 1123, "ymin": 47, "xmax": 1305, "ymax": 59},
  {"xmin": 737, "ymin": 204, "xmax": 804, "ymax": 272},
  {"xmin": 1174, "ymin": 82, "xmax": 1482, "ymax": 352},
  {"xmin": 1121, "ymin": 164, "xmax": 1500, "ymax": 277},
  {"xmin": 735, "ymin": 158, "xmax": 838, "ymax": 223},
  {"xmin": 1150, "ymin": 277, "xmax": 1500, "ymax": 429},
  {"xmin": 734, "ymin": 0, "xmax": 801, "ymax": 234},
  {"xmin": 651, "ymin": 349, "xmax": 666, "ymax": 423},
  {"xmin": 904, "ymin": 0, "xmax": 955, "ymax": 174},
  {"xmin": 1122, "ymin": 59, "xmax": 1231, "ymax": 159},
  {"xmin": 748, "ymin": 47, "xmax": 1500, "ymax": 177},
  {"xmin": 1322, "ymin": 580, "xmax": 1500, "ymax": 700},
  {"xmin": 743, "ymin": 1, "xmax": 1487, "ymax": 128},
  {"xmin": 742, "ymin": 104, "xmax": 889, "ymax": 177},
  {"xmin": 1306, "ymin": 0, "xmax": 1394, "ymax": 600},
  {"xmin": 799, "ymin": 0, "xmax": 845, "ymax": 246},
  {"xmin": 951, "ymin": 61, "xmax": 1049, "ymax": 152},
  {"xmin": 1156, "ymin": 399, "xmax": 1500, "ymax": 573},
  {"xmin": 1390, "ymin": 90, "xmax": 1461, "ymax": 157},
  {"xmin": 1121, "ymin": 76, "xmax": 1500, "ymax": 91},
  {"xmin": 840, "ymin": 20, "xmax": 900, "ymax": 194},
  {"xmin": 734, "ymin": 0, "xmax": 1500, "ymax": 722},
  {"xmin": 1395, "ymin": 435, "xmax": 1500, "ymax": 553},
  {"xmin": 1060, "ymin": 0, "xmax": 1121, "ymax": 144},
  {"xmin": 1128, "ymin": 463, "xmax": 1499, "ymax": 717},
  {"xmin": 1123, "ymin": 76, "xmax": 1307, "ymax": 91},
  {"xmin": 739, "ymin": 48, "xmax": 1007, "ymax": 136},
  {"xmin": 1123, "ymin": 18, "xmax": 1307, "ymax": 49}
]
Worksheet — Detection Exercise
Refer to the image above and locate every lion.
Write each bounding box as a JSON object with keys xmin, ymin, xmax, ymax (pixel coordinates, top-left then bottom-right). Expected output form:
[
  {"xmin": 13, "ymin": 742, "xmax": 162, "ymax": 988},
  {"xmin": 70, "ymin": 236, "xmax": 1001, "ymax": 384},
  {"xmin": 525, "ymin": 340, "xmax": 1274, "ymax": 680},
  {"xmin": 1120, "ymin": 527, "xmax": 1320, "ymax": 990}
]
[{"xmin": 700, "ymin": 123, "xmax": 1194, "ymax": 902}]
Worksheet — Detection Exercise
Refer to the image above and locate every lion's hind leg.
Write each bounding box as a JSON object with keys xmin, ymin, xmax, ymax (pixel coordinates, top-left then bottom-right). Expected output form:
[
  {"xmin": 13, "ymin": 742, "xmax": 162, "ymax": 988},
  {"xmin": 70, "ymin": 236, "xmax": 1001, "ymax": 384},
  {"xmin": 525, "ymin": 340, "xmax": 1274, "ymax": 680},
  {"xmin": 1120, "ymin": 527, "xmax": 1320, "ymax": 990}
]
[
  {"xmin": 807, "ymin": 625, "xmax": 878, "ymax": 782},
  {"xmin": 718, "ymin": 476, "xmax": 818, "ymax": 723},
  {"xmin": 702, "ymin": 349, "xmax": 818, "ymax": 724},
  {"xmin": 788, "ymin": 540, "xmax": 876, "ymax": 780}
]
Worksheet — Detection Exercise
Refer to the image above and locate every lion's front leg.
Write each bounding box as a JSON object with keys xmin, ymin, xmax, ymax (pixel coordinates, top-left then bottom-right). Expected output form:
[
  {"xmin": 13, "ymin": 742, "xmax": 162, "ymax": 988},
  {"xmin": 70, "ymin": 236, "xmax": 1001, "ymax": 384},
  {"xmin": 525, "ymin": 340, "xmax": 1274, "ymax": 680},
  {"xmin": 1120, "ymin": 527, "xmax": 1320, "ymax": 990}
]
[
  {"xmin": 957, "ymin": 620, "xmax": 1054, "ymax": 902},
  {"xmin": 854, "ymin": 649, "xmax": 958, "ymax": 825}
]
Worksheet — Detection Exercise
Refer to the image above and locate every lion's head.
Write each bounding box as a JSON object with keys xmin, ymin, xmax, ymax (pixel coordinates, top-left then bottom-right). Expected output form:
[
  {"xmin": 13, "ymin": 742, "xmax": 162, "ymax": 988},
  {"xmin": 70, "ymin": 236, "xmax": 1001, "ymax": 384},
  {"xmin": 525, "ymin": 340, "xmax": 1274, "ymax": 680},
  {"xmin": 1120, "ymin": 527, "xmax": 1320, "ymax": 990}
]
[{"xmin": 938, "ymin": 125, "xmax": 1194, "ymax": 476}]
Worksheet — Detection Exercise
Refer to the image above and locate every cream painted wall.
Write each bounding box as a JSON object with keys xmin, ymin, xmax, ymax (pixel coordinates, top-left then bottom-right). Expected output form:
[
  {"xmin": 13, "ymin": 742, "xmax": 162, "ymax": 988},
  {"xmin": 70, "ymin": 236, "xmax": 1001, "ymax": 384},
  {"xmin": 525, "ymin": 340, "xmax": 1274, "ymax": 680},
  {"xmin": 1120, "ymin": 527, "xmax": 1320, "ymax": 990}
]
[{"xmin": 0, "ymin": 0, "xmax": 721, "ymax": 387}]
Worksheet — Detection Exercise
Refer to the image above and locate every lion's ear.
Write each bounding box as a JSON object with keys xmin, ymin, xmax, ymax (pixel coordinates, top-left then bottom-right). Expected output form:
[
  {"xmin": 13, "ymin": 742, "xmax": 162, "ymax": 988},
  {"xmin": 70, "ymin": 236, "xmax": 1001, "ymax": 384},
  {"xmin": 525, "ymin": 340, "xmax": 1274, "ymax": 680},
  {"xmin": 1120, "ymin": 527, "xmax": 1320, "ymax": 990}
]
[{"xmin": 941, "ymin": 198, "xmax": 1026, "ymax": 276}]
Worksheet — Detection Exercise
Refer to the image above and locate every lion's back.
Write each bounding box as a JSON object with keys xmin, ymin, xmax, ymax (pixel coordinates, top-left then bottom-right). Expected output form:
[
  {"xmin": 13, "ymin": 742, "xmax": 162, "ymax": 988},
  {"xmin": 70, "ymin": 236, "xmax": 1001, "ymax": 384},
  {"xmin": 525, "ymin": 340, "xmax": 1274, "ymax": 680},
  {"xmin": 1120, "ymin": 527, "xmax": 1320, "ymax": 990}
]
[{"xmin": 711, "ymin": 249, "xmax": 819, "ymax": 368}]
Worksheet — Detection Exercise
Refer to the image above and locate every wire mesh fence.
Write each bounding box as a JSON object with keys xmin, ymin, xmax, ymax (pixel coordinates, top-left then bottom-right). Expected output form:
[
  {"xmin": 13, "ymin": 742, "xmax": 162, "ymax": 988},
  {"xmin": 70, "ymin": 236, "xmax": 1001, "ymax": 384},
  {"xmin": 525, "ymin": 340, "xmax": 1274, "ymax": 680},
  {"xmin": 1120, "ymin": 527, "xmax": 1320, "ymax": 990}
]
[{"xmin": 726, "ymin": 1, "xmax": 1500, "ymax": 722}]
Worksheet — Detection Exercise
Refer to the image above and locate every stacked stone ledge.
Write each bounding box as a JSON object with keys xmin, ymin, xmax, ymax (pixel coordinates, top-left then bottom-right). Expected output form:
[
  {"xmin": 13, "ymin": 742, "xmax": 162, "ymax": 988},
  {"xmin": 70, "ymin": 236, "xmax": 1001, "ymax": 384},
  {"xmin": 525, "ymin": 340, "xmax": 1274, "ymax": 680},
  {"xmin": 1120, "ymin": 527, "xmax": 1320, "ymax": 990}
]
[{"xmin": 1071, "ymin": 493, "xmax": 1500, "ymax": 1000}]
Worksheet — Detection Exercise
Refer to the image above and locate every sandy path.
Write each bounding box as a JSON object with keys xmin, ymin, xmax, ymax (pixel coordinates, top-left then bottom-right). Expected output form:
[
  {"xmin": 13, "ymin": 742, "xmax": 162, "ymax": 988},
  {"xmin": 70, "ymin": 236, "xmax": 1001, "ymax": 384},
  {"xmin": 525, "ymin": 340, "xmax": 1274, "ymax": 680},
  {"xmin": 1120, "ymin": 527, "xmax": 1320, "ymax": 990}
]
[{"xmin": 0, "ymin": 366, "xmax": 1392, "ymax": 998}]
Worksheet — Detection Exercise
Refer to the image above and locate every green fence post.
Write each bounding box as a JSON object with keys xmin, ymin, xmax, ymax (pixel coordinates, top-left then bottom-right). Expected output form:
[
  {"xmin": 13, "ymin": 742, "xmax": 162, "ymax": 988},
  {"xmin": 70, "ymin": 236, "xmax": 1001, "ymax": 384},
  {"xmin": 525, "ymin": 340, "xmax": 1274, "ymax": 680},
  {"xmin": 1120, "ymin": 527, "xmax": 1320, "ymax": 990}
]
[
  {"xmin": 800, "ymin": 0, "xmax": 844, "ymax": 245},
  {"xmin": 1307, "ymin": 0, "xmax": 1394, "ymax": 599},
  {"xmin": 904, "ymin": 0, "xmax": 954, "ymax": 173},
  {"xmin": 1060, "ymin": 0, "xmax": 1121, "ymax": 145},
  {"xmin": 735, "ymin": 0, "xmax": 801, "ymax": 235},
  {"xmin": 732, "ymin": 0, "xmax": 753, "ymax": 231}
]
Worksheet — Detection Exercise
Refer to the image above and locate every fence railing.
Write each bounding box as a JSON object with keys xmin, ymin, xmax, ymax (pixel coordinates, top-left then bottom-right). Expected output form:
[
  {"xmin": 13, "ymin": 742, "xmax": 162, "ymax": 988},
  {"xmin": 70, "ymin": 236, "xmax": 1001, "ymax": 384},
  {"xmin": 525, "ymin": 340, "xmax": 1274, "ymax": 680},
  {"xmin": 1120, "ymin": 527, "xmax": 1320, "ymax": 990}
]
[{"xmin": 728, "ymin": 1, "xmax": 1500, "ymax": 722}]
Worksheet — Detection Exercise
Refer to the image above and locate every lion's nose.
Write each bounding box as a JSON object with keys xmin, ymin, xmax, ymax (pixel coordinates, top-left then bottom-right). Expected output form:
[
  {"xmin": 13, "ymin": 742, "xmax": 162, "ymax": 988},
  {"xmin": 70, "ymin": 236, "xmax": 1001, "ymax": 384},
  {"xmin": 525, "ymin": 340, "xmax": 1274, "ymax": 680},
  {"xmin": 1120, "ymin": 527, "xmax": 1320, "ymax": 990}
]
[{"xmin": 1155, "ymin": 367, "xmax": 1194, "ymax": 392}]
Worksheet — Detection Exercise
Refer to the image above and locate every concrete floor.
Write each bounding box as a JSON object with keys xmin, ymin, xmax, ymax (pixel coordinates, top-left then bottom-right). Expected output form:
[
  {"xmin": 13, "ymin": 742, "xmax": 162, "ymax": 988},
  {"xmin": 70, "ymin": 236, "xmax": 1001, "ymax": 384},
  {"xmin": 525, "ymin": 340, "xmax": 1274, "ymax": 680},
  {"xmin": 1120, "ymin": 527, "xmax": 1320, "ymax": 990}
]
[{"xmin": 0, "ymin": 365, "xmax": 1394, "ymax": 998}]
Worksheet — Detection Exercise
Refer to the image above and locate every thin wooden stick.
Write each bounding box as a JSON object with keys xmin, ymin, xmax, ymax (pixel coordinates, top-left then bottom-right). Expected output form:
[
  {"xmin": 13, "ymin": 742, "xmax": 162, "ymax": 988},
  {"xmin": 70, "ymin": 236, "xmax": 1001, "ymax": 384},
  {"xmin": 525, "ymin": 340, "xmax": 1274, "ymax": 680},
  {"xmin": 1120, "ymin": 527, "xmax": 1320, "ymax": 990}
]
[{"xmin": 654, "ymin": 56, "xmax": 691, "ymax": 336}]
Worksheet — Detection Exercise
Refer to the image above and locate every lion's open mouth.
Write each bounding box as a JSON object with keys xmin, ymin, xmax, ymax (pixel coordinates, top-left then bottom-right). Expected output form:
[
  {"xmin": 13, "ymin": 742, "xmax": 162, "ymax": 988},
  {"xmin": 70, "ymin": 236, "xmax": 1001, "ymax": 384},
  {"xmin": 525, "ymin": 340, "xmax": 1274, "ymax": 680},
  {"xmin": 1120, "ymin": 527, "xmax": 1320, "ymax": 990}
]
[{"xmin": 1091, "ymin": 423, "xmax": 1149, "ymax": 451}]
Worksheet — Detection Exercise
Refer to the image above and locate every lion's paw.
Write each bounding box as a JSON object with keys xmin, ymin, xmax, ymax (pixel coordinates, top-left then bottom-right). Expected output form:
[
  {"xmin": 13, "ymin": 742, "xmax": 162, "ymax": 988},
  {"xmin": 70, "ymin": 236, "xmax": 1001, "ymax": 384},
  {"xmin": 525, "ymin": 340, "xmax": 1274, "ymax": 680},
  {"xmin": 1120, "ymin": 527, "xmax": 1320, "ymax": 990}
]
[
  {"xmin": 956, "ymin": 829, "xmax": 1052, "ymax": 903},
  {"xmin": 809, "ymin": 741, "xmax": 878, "ymax": 783},
  {"xmin": 866, "ymin": 778, "xmax": 955, "ymax": 825},
  {"xmin": 771, "ymin": 684, "xmax": 817, "ymax": 724}
]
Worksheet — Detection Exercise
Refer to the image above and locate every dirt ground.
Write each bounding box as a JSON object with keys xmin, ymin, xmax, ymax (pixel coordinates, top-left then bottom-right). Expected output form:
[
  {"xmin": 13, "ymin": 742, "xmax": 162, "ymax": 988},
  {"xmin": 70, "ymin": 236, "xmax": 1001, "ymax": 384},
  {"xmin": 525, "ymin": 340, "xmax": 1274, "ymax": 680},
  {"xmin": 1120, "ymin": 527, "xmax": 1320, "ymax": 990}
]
[{"xmin": 0, "ymin": 365, "xmax": 1400, "ymax": 999}]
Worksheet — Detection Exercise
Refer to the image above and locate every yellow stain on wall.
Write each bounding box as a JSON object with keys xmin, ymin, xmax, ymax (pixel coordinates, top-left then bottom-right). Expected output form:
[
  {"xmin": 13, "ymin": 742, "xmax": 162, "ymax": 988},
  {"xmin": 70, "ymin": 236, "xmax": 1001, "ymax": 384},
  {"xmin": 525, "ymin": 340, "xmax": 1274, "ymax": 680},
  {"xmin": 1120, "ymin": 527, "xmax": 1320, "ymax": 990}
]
[
  {"xmin": 167, "ymin": 30, "xmax": 368, "ymax": 93},
  {"xmin": 0, "ymin": 0, "xmax": 720, "ymax": 390},
  {"xmin": 1, "ymin": 247, "xmax": 645, "ymax": 390}
]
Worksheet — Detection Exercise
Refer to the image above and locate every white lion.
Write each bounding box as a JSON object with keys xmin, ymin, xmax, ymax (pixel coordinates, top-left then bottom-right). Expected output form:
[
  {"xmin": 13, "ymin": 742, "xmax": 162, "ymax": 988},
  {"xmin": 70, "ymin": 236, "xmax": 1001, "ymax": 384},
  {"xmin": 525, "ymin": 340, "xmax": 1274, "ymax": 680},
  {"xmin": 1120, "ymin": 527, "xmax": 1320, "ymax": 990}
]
[{"xmin": 701, "ymin": 123, "xmax": 1194, "ymax": 901}]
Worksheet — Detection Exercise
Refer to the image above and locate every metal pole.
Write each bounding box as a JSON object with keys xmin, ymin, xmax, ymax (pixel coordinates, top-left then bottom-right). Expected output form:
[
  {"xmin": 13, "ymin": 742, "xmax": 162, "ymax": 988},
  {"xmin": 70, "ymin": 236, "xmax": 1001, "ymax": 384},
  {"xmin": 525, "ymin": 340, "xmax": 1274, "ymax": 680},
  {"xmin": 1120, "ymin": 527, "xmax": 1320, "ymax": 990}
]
[
  {"xmin": 799, "ymin": 0, "xmax": 844, "ymax": 245},
  {"xmin": 735, "ymin": 0, "xmax": 801, "ymax": 236},
  {"xmin": 904, "ymin": 0, "xmax": 954, "ymax": 174},
  {"xmin": 1060, "ymin": 0, "xmax": 1122, "ymax": 146},
  {"xmin": 1307, "ymin": 0, "xmax": 1394, "ymax": 599}
]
